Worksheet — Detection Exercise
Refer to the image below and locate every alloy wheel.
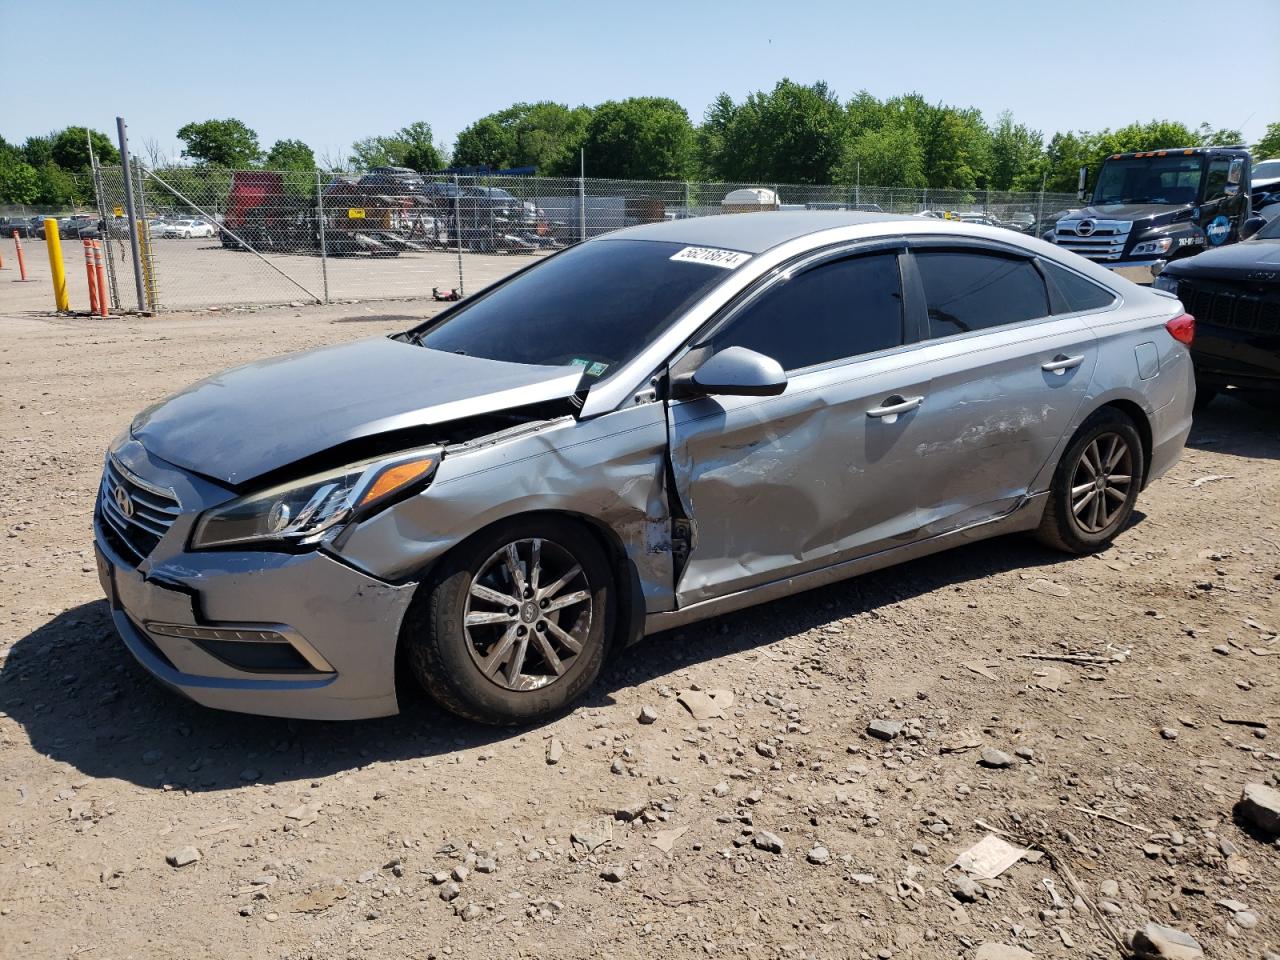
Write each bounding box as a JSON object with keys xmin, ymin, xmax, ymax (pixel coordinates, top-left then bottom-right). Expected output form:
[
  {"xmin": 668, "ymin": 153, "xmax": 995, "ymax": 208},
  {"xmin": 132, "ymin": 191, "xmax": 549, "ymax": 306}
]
[
  {"xmin": 1069, "ymin": 432, "xmax": 1134, "ymax": 534},
  {"xmin": 462, "ymin": 537, "xmax": 592, "ymax": 691}
]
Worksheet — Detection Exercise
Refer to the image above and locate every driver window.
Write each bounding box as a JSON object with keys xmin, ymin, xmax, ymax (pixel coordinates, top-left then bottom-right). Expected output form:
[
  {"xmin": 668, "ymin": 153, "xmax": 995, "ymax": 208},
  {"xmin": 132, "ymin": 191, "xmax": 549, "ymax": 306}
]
[
  {"xmin": 1203, "ymin": 159, "xmax": 1231, "ymax": 202},
  {"xmin": 704, "ymin": 252, "xmax": 904, "ymax": 372}
]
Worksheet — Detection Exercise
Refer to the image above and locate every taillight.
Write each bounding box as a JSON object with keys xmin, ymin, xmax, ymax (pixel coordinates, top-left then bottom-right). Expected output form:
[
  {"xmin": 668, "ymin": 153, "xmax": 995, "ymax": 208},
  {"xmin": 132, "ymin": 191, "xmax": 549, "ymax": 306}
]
[{"xmin": 1165, "ymin": 313, "xmax": 1195, "ymax": 345}]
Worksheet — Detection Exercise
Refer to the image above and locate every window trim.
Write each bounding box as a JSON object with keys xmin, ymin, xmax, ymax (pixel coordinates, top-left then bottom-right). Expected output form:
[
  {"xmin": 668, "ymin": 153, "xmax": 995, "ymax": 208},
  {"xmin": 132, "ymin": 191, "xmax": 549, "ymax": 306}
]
[{"xmin": 671, "ymin": 238, "xmax": 912, "ymax": 378}]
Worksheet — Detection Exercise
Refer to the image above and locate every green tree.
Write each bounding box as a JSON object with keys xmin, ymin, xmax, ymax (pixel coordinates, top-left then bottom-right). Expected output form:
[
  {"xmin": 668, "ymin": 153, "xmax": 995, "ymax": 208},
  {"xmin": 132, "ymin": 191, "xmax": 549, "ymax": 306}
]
[
  {"xmin": 1256, "ymin": 122, "xmax": 1280, "ymax": 158},
  {"xmin": 987, "ymin": 111, "xmax": 1042, "ymax": 190},
  {"xmin": 696, "ymin": 93, "xmax": 737, "ymax": 180},
  {"xmin": 0, "ymin": 141, "xmax": 39, "ymax": 204},
  {"xmin": 838, "ymin": 123, "xmax": 926, "ymax": 188},
  {"xmin": 717, "ymin": 80, "xmax": 847, "ymax": 184},
  {"xmin": 1196, "ymin": 122, "xmax": 1244, "ymax": 147},
  {"xmin": 350, "ymin": 121, "xmax": 443, "ymax": 173},
  {"xmin": 265, "ymin": 138, "xmax": 316, "ymax": 171},
  {"xmin": 49, "ymin": 126, "xmax": 119, "ymax": 172},
  {"xmin": 21, "ymin": 135, "xmax": 54, "ymax": 169},
  {"xmin": 574, "ymin": 97, "xmax": 695, "ymax": 180},
  {"xmin": 454, "ymin": 102, "xmax": 591, "ymax": 172},
  {"xmin": 33, "ymin": 162, "xmax": 83, "ymax": 207},
  {"xmin": 176, "ymin": 118, "xmax": 262, "ymax": 167}
]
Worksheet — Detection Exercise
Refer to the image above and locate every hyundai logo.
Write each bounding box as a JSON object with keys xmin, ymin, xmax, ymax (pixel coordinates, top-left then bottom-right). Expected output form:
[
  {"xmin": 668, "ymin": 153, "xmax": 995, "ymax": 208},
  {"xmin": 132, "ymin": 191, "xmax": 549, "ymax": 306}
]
[
  {"xmin": 113, "ymin": 485, "xmax": 135, "ymax": 519},
  {"xmin": 1076, "ymin": 219, "xmax": 1095, "ymax": 237}
]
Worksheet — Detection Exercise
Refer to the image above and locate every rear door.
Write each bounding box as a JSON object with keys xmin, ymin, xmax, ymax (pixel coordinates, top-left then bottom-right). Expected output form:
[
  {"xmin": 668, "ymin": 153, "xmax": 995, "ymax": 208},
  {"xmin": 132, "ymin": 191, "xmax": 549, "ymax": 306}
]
[
  {"xmin": 666, "ymin": 243, "xmax": 930, "ymax": 605},
  {"xmin": 902, "ymin": 242, "xmax": 1105, "ymax": 536}
]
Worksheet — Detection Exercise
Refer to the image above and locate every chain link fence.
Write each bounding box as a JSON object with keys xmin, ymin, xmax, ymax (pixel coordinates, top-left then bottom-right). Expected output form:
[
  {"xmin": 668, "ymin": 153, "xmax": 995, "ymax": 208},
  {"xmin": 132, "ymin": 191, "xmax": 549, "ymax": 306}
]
[{"xmin": 89, "ymin": 164, "xmax": 1079, "ymax": 312}]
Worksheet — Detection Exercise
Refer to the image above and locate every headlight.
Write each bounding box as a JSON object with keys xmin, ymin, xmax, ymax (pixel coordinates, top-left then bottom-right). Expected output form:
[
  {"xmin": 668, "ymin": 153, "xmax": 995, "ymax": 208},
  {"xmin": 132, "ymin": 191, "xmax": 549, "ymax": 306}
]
[
  {"xmin": 1152, "ymin": 274, "xmax": 1179, "ymax": 294},
  {"xmin": 1131, "ymin": 237, "xmax": 1174, "ymax": 257},
  {"xmin": 191, "ymin": 448, "xmax": 440, "ymax": 549}
]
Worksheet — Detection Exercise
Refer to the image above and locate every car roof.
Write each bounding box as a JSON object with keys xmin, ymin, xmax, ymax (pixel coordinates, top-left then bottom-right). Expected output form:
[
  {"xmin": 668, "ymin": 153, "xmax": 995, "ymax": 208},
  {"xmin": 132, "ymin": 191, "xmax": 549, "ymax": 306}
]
[{"xmin": 601, "ymin": 210, "xmax": 914, "ymax": 254}]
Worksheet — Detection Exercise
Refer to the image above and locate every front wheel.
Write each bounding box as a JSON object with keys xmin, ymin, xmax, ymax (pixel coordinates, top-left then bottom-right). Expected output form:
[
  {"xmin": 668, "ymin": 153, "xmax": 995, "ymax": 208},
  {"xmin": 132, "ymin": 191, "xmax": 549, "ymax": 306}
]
[
  {"xmin": 1036, "ymin": 408, "xmax": 1144, "ymax": 554},
  {"xmin": 403, "ymin": 517, "xmax": 615, "ymax": 724}
]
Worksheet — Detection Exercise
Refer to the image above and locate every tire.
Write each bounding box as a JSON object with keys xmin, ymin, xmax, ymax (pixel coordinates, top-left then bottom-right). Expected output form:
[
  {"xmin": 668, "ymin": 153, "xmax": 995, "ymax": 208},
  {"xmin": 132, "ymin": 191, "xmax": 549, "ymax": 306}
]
[
  {"xmin": 1193, "ymin": 384, "xmax": 1218, "ymax": 413},
  {"xmin": 1035, "ymin": 407, "xmax": 1145, "ymax": 554},
  {"xmin": 403, "ymin": 516, "xmax": 615, "ymax": 724}
]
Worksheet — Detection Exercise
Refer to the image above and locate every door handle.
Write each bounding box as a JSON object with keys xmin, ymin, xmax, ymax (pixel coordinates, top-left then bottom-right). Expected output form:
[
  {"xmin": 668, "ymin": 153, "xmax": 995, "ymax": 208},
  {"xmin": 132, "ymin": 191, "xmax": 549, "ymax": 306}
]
[
  {"xmin": 1042, "ymin": 354, "xmax": 1084, "ymax": 374},
  {"xmin": 866, "ymin": 394, "xmax": 924, "ymax": 418}
]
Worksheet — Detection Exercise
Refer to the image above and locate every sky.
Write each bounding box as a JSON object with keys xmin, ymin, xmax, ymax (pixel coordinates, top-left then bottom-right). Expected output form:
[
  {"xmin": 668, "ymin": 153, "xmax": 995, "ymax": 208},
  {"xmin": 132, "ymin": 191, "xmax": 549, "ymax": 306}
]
[{"xmin": 3, "ymin": 0, "xmax": 1278, "ymax": 165}]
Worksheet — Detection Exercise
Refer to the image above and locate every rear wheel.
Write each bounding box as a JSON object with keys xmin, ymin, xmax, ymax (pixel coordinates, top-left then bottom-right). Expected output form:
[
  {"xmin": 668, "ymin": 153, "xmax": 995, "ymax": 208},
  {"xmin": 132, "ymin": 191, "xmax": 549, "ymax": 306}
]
[
  {"xmin": 1036, "ymin": 408, "xmax": 1144, "ymax": 554},
  {"xmin": 404, "ymin": 516, "xmax": 614, "ymax": 724}
]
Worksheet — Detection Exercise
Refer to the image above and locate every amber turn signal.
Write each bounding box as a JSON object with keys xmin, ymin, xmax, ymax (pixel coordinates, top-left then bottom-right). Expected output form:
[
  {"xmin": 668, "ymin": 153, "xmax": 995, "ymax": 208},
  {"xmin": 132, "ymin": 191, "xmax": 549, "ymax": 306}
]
[{"xmin": 358, "ymin": 457, "xmax": 436, "ymax": 507}]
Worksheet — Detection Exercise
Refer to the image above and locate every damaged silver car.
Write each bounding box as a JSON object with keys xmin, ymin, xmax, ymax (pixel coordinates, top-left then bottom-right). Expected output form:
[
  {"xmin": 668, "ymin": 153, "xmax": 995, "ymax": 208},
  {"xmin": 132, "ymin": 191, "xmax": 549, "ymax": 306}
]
[{"xmin": 94, "ymin": 212, "xmax": 1195, "ymax": 723}]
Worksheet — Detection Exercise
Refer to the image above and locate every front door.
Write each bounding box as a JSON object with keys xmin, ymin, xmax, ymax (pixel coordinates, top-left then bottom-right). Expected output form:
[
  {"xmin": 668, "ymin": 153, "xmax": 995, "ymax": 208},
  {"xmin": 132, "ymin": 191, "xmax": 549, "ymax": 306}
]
[{"xmin": 666, "ymin": 246, "xmax": 930, "ymax": 606}]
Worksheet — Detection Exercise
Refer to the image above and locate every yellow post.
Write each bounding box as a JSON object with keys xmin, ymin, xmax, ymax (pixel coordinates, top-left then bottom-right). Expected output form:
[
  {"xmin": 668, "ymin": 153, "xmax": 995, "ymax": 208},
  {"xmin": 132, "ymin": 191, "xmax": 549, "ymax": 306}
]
[{"xmin": 43, "ymin": 218, "xmax": 70, "ymax": 312}]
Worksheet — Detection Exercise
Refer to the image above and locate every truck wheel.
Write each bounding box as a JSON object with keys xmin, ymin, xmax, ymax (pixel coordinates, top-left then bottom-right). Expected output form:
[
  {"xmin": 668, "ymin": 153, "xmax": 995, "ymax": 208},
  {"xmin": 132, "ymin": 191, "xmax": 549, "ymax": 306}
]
[
  {"xmin": 403, "ymin": 516, "xmax": 615, "ymax": 725},
  {"xmin": 1193, "ymin": 385, "xmax": 1218, "ymax": 413},
  {"xmin": 1036, "ymin": 407, "xmax": 1144, "ymax": 555}
]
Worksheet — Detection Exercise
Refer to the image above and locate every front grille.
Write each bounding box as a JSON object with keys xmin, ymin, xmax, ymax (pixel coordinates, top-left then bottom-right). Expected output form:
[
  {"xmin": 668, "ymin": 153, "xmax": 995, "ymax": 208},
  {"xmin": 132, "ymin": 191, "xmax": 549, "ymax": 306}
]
[
  {"xmin": 1178, "ymin": 280, "xmax": 1280, "ymax": 335},
  {"xmin": 1054, "ymin": 219, "xmax": 1130, "ymax": 261},
  {"xmin": 97, "ymin": 457, "xmax": 181, "ymax": 565}
]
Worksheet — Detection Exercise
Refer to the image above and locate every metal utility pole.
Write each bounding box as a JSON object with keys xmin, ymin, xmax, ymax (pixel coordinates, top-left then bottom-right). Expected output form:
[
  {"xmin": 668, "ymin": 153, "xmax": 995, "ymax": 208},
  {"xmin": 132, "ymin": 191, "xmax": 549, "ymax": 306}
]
[
  {"xmin": 115, "ymin": 117, "xmax": 148, "ymax": 313},
  {"xmin": 579, "ymin": 149, "xmax": 586, "ymax": 243},
  {"xmin": 1037, "ymin": 171, "xmax": 1047, "ymax": 229}
]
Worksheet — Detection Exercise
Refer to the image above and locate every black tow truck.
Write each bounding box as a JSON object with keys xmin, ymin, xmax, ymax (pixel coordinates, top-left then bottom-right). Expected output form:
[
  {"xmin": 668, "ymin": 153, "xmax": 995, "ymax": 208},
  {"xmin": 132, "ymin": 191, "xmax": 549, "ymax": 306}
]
[{"xmin": 1048, "ymin": 146, "xmax": 1268, "ymax": 284}]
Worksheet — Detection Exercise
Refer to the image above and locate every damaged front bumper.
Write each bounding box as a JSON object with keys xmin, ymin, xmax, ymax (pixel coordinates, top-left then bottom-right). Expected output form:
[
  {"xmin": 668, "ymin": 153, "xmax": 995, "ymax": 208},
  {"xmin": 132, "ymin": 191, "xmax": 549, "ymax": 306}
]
[{"xmin": 94, "ymin": 520, "xmax": 415, "ymax": 721}]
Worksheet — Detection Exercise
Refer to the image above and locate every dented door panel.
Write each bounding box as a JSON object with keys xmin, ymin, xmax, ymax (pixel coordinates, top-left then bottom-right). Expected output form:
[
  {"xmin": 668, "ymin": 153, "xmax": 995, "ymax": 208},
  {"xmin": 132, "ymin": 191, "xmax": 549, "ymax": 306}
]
[
  {"xmin": 905, "ymin": 316, "xmax": 1099, "ymax": 536},
  {"xmin": 667, "ymin": 358, "xmax": 929, "ymax": 606}
]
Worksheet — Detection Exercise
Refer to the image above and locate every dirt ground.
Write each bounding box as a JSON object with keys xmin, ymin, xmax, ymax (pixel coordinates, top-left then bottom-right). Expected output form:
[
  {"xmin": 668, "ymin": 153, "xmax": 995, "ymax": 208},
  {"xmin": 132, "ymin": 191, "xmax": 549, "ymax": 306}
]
[
  {"xmin": 0, "ymin": 300, "xmax": 1277, "ymax": 960},
  {"xmin": 3, "ymin": 232, "xmax": 538, "ymax": 313}
]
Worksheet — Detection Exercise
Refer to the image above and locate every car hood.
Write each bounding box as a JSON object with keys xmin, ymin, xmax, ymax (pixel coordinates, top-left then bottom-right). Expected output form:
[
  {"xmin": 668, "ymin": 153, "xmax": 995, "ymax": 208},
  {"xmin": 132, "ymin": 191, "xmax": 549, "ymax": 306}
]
[
  {"xmin": 132, "ymin": 336, "xmax": 585, "ymax": 486},
  {"xmin": 1164, "ymin": 239, "xmax": 1280, "ymax": 283}
]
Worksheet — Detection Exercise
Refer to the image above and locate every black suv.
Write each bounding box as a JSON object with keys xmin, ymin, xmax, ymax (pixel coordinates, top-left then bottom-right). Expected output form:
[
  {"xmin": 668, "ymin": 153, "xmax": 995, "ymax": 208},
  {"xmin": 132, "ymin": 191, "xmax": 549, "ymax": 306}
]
[{"xmin": 1154, "ymin": 215, "xmax": 1279, "ymax": 410}]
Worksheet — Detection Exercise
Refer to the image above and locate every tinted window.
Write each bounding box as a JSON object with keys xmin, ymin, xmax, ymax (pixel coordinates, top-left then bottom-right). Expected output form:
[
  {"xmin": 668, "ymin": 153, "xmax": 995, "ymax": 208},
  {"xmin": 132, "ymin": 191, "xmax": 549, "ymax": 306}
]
[
  {"xmin": 916, "ymin": 251, "xmax": 1049, "ymax": 338},
  {"xmin": 704, "ymin": 252, "xmax": 904, "ymax": 371},
  {"xmin": 1203, "ymin": 158, "xmax": 1231, "ymax": 202},
  {"xmin": 416, "ymin": 239, "xmax": 735, "ymax": 378},
  {"xmin": 1040, "ymin": 260, "xmax": 1117, "ymax": 313}
]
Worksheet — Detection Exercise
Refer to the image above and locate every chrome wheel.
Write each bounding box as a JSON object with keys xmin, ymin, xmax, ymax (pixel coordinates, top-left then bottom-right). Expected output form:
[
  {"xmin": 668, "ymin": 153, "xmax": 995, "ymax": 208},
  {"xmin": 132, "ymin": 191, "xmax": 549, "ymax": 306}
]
[
  {"xmin": 462, "ymin": 538, "xmax": 591, "ymax": 691},
  {"xmin": 1069, "ymin": 432, "xmax": 1133, "ymax": 534}
]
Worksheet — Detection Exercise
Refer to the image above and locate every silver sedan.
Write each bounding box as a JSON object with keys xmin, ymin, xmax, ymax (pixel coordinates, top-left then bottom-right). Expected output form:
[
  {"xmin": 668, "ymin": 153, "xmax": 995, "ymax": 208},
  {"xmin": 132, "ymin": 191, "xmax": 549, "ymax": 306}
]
[{"xmin": 94, "ymin": 212, "xmax": 1195, "ymax": 723}]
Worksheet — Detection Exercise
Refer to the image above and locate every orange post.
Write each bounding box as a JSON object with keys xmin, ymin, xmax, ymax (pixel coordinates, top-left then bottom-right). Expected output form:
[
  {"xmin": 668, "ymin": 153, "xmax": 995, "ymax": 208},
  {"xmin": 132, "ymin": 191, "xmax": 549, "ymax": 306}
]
[
  {"xmin": 92, "ymin": 240, "xmax": 109, "ymax": 316},
  {"xmin": 83, "ymin": 240, "xmax": 100, "ymax": 315},
  {"xmin": 13, "ymin": 230, "xmax": 29, "ymax": 281}
]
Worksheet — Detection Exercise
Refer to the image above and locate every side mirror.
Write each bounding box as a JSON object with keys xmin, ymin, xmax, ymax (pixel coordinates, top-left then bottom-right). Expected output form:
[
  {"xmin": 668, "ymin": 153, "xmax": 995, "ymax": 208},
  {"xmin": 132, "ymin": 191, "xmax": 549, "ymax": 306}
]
[
  {"xmin": 1076, "ymin": 166, "xmax": 1088, "ymax": 202},
  {"xmin": 682, "ymin": 346, "xmax": 788, "ymax": 398},
  {"xmin": 1241, "ymin": 215, "xmax": 1267, "ymax": 240}
]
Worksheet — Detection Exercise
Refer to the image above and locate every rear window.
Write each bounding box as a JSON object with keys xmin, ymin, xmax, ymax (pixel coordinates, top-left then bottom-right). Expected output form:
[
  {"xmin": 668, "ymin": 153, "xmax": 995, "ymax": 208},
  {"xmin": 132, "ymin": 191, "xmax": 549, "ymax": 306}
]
[
  {"xmin": 1040, "ymin": 260, "xmax": 1118, "ymax": 313},
  {"xmin": 414, "ymin": 239, "xmax": 740, "ymax": 377},
  {"xmin": 916, "ymin": 250, "xmax": 1050, "ymax": 338}
]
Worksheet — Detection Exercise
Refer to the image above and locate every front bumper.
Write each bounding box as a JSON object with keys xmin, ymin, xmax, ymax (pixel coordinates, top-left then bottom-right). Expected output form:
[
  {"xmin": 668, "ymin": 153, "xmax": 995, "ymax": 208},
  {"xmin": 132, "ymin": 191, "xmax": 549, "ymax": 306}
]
[{"xmin": 94, "ymin": 518, "xmax": 416, "ymax": 720}]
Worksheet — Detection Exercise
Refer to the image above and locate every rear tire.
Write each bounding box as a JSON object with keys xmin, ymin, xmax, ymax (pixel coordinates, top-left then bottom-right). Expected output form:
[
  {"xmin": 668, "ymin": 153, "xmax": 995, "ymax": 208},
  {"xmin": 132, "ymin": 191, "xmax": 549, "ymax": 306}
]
[
  {"xmin": 1035, "ymin": 407, "xmax": 1145, "ymax": 554},
  {"xmin": 403, "ymin": 516, "xmax": 615, "ymax": 725}
]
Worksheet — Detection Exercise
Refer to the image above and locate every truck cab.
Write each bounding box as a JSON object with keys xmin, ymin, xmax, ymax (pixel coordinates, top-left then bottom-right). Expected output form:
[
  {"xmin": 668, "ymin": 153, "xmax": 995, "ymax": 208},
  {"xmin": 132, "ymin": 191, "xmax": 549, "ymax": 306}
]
[{"xmin": 1049, "ymin": 147, "xmax": 1265, "ymax": 283}]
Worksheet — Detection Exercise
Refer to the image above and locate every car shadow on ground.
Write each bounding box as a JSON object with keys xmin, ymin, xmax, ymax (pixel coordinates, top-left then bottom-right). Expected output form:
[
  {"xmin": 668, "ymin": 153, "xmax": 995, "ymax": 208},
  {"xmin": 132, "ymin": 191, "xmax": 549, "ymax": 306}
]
[
  {"xmin": 0, "ymin": 529, "xmax": 1083, "ymax": 793},
  {"xmin": 1188, "ymin": 394, "xmax": 1280, "ymax": 462}
]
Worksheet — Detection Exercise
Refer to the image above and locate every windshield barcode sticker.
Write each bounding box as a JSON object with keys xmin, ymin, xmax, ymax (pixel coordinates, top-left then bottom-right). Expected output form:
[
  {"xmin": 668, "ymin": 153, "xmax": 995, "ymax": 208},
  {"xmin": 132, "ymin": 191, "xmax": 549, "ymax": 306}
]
[{"xmin": 669, "ymin": 246, "xmax": 752, "ymax": 269}]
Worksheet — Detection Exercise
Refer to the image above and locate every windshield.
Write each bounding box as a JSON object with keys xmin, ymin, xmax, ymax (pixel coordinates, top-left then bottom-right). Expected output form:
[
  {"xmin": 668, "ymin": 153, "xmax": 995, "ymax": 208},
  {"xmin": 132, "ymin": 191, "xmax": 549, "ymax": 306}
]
[
  {"xmin": 1254, "ymin": 160, "xmax": 1280, "ymax": 180},
  {"xmin": 1092, "ymin": 155, "xmax": 1204, "ymax": 206},
  {"xmin": 413, "ymin": 239, "xmax": 742, "ymax": 378}
]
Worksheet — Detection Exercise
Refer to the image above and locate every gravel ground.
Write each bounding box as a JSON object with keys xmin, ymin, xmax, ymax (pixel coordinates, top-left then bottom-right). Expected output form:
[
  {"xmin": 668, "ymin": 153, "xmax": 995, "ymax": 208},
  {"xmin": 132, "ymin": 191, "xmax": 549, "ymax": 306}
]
[{"xmin": 0, "ymin": 302, "xmax": 1277, "ymax": 960}]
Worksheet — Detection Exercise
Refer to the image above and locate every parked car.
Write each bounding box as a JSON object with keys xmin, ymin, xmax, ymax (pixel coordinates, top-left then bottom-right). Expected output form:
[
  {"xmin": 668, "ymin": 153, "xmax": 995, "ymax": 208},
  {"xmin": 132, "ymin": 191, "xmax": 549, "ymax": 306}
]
[
  {"xmin": 1153, "ymin": 212, "xmax": 1279, "ymax": 410},
  {"xmin": 94, "ymin": 212, "xmax": 1193, "ymax": 724},
  {"xmin": 0, "ymin": 216, "xmax": 36, "ymax": 237},
  {"xmin": 163, "ymin": 219, "xmax": 215, "ymax": 239}
]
